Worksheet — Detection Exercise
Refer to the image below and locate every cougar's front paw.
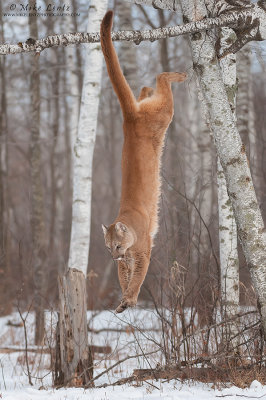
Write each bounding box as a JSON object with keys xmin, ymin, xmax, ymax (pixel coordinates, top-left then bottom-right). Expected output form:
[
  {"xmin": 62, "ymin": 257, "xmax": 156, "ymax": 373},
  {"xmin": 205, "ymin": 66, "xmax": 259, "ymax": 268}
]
[
  {"xmin": 115, "ymin": 296, "xmax": 137, "ymax": 314},
  {"xmin": 115, "ymin": 301, "xmax": 128, "ymax": 314}
]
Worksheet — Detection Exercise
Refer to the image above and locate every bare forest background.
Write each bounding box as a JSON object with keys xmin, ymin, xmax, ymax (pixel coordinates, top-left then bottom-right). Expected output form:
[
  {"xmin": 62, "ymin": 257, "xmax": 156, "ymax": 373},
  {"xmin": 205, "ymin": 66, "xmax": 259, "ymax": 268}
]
[{"xmin": 0, "ymin": 0, "xmax": 266, "ymax": 324}]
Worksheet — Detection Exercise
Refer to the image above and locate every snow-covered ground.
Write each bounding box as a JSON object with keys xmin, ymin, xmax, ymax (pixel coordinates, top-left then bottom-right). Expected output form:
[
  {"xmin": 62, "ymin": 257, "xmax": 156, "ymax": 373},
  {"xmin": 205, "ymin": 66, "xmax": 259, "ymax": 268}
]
[
  {"xmin": 0, "ymin": 308, "xmax": 265, "ymax": 399},
  {"xmin": 2, "ymin": 380, "xmax": 266, "ymax": 400}
]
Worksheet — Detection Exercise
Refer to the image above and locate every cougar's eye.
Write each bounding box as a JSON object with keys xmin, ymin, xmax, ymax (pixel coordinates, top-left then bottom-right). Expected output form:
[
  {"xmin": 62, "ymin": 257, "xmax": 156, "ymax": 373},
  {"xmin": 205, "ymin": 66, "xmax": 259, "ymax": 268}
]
[{"xmin": 116, "ymin": 245, "xmax": 121, "ymax": 250}]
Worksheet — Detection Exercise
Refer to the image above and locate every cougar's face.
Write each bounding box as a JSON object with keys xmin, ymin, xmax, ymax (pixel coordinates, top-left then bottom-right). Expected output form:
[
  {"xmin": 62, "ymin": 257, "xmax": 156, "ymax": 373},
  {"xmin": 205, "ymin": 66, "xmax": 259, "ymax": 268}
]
[{"xmin": 102, "ymin": 222, "xmax": 134, "ymax": 261}]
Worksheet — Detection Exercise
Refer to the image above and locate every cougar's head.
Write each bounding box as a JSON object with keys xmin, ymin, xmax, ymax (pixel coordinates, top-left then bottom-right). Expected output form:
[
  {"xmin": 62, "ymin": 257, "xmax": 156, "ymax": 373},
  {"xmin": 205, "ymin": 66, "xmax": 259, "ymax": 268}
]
[{"xmin": 102, "ymin": 222, "xmax": 135, "ymax": 261}]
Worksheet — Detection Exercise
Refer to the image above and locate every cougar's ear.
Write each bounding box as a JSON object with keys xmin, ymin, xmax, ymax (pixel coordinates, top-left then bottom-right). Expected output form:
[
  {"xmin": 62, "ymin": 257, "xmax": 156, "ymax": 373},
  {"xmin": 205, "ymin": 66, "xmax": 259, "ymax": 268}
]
[
  {"xmin": 102, "ymin": 224, "xmax": 108, "ymax": 236},
  {"xmin": 115, "ymin": 222, "xmax": 128, "ymax": 234}
]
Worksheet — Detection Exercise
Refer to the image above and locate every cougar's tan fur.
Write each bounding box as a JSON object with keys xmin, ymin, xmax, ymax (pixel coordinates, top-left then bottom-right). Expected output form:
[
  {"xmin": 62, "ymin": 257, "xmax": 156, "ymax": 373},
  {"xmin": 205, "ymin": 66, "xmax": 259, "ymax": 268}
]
[{"xmin": 100, "ymin": 11, "xmax": 187, "ymax": 313}]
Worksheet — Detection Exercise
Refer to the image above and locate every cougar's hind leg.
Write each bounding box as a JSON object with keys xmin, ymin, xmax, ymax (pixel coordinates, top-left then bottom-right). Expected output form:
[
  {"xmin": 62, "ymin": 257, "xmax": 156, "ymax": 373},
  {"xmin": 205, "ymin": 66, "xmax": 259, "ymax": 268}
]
[
  {"xmin": 156, "ymin": 72, "xmax": 187, "ymax": 94},
  {"xmin": 157, "ymin": 72, "xmax": 187, "ymax": 85}
]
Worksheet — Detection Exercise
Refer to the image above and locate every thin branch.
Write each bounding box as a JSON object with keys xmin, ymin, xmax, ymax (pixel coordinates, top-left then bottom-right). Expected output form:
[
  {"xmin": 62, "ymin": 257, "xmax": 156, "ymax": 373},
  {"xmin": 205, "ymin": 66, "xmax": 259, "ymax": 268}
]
[
  {"xmin": 216, "ymin": 395, "xmax": 266, "ymax": 399},
  {"xmin": 127, "ymin": 0, "xmax": 179, "ymax": 11},
  {"xmin": 88, "ymin": 326, "xmax": 161, "ymax": 333},
  {"xmin": 84, "ymin": 349, "xmax": 160, "ymax": 388},
  {"xmin": 0, "ymin": 6, "xmax": 265, "ymax": 55},
  {"xmin": 138, "ymin": 5, "xmax": 158, "ymax": 29},
  {"xmin": 0, "ymin": 360, "xmax": 6, "ymax": 390},
  {"xmin": 162, "ymin": 173, "xmax": 220, "ymax": 275},
  {"xmin": 17, "ymin": 302, "xmax": 34, "ymax": 386},
  {"xmin": 0, "ymin": 347, "xmax": 50, "ymax": 354}
]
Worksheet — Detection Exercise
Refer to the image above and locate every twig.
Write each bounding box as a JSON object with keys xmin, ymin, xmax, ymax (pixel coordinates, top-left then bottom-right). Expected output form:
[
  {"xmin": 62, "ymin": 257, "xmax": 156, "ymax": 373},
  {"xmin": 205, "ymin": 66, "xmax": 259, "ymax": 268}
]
[
  {"xmin": 145, "ymin": 380, "xmax": 160, "ymax": 390},
  {"xmin": 88, "ymin": 326, "xmax": 161, "ymax": 334},
  {"xmin": 96, "ymin": 376, "xmax": 135, "ymax": 388},
  {"xmin": 162, "ymin": 173, "xmax": 220, "ymax": 275},
  {"xmin": 17, "ymin": 302, "xmax": 33, "ymax": 386},
  {"xmin": 128, "ymin": 0, "xmax": 179, "ymax": 11},
  {"xmin": 84, "ymin": 349, "xmax": 160, "ymax": 388},
  {"xmin": 0, "ymin": 345, "xmax": 111, "ymax": 355},
  {"xmin": 0, "ymin": 360, "xmax": 7, "ymax": 390},
  {"xmin": 0, "ymin": 347, "xmax": 50, "ymax": 354},
  {"xmin": 216, "ymin": 395, "xmax": 266, "ymax": 398}
]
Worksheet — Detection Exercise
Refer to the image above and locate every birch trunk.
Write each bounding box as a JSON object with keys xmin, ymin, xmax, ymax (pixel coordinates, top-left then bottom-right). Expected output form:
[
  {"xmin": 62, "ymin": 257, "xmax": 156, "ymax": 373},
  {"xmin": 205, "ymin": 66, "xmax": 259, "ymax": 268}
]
[
  {"xmin": 57, "ymin": 0, "xmax": 108, "ymax": 386},
  {"xmin": 28, "ymin": 0, "xmax": 46, "ymax": 345},
  {"xmin": 116, "ymin": 0, "xmax": 138, "ymax": 95},
  {"xmin": 61, "ymin": 48, "xmax": 72, "ymax": 263},
  {"xmin": 67, "ymin": 0, "xmax": 108, "ymax": 274},
  {"xmin": 180, "ymin": 0, "xmax": 266, "ymax": 339},
  {"xmin": 218, "ymin": 27, "xmax": 239, "ymax": 343},
  {"xmin": 65, "ymin": 12, "xmax": 80, "ymax": 160},
  {"xmin": 70, "ymin": 0, "xmax": 83, "ymax": 94}
]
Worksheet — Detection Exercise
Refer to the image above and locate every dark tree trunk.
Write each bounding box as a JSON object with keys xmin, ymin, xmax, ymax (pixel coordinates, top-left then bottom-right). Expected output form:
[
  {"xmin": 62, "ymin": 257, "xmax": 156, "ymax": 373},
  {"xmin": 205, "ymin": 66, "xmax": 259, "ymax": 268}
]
[
  {"xmin": 29, "ymin": 0, "xmax": 46, "ymax": 345},
  {"xmin": 0, "ymin": 1, "xmax": 11, "ymax": 314}
]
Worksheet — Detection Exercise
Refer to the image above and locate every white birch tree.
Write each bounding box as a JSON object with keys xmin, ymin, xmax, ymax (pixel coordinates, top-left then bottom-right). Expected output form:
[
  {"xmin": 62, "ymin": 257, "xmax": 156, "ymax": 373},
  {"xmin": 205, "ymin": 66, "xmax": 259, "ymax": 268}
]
[
  {"xmin": 65, "ymin": 13, "xmax": 80, "ymax": 160},
  {"xmin": 116, "ymin": 0, "xmax": 139, "ymax": 94},
  {"xmin": 57, "ymin": 0, "xmax": 108, "ymax": 386},
  {"xmin": 218, "ymin": 27, "xmax": 239, "ymax": 344},
  {"xmin": 179, "ymin": 0, "xmax": 266, "ymax": 339}
]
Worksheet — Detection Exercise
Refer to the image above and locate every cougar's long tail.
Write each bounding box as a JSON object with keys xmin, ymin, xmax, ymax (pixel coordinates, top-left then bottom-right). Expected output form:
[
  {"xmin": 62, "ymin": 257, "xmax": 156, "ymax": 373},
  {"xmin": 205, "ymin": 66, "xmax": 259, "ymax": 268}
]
[{"xmin": 100, "ymin": 11, "xmax": 137, "ymax": 117}]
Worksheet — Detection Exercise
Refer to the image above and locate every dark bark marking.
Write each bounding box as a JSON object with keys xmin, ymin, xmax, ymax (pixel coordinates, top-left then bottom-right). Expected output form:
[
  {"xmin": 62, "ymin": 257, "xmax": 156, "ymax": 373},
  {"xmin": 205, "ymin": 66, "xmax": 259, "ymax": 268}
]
[{"xmin": 226, "ymin": 156, "xmax": 241, "ymax": 166}]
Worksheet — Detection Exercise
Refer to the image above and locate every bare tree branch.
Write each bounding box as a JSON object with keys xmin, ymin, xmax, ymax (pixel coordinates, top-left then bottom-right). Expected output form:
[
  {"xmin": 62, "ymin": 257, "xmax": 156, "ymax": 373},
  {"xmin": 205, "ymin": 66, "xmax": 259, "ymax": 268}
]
[
  {"xmin": 0, "ymin": 4, "xmax": 265, "ymax": 55},
  {"xmin": 126, "ymin": 0, "xmax": 179, "ymax": 11},
  {"xmin": 84, "ymin": 349, "xmax": 160, "ymax": 388}
]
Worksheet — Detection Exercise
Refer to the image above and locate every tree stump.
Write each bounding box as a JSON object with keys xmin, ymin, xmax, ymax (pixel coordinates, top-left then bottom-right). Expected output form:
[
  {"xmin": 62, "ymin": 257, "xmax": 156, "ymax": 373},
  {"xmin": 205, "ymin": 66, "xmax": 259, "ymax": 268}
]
[{"xmin": 56, "ymin": 268, "xmax": 93, "ymax": 387}]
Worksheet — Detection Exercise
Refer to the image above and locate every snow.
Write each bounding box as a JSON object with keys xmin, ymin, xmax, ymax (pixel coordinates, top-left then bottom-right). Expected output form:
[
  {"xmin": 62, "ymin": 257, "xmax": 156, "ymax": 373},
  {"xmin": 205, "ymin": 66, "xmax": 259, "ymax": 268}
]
[
  {"xmin": 0, "ymin": 309, "xmax": 266, "ymax": 400},
  {"xmin": 2, "ymin": 379, "xmax": 266, "ymax": 400}
]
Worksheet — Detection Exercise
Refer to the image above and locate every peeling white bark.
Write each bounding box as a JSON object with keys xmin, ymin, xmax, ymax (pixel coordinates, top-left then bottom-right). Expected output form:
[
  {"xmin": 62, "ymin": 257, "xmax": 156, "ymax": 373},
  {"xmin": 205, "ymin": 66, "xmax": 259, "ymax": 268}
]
[
  {"xmin": 180, "ymin": 0, "xmax": 266, "ymax": 338},
  {"xmin": 65, "ymin": 14, "xmax": 80, "ymax": 159},
  {"xmin": 218, "ymin": 157, "xmax": 239, "ymax": 315},
  {"xmin": 117, "ymin": 0, "xmax": 139, "ymax": 95},
  {"xmin": 68, "ymin": 0, "xmax": 108, "ymax": 276},
  {"xmin": 218, "ymin": 27, "xmax": 239, "ymax": 326}
]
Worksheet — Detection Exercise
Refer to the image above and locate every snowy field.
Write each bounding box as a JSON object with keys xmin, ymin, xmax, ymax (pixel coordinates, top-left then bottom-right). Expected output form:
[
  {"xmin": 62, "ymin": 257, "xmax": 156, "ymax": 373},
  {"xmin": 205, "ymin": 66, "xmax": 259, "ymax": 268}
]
[{"xmin": 0, "ymin": 308, "xmax": 265, "ymax": 400}]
